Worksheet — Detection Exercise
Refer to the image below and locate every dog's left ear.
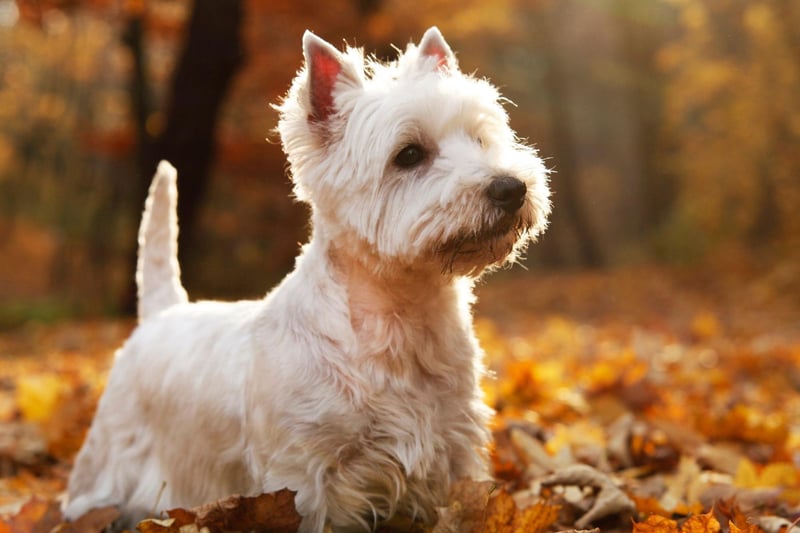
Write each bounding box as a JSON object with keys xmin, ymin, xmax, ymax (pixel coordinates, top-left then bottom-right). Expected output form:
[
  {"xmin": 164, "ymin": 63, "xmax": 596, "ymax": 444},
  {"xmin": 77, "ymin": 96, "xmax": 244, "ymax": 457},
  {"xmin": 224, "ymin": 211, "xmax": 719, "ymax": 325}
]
[
  {"xmin": 419, "ymin": 26, "xmax": 456, "ymax": 70},
  {"xmin": 303, "ymin": 31, "xmax": 361, "ymax": 122}
]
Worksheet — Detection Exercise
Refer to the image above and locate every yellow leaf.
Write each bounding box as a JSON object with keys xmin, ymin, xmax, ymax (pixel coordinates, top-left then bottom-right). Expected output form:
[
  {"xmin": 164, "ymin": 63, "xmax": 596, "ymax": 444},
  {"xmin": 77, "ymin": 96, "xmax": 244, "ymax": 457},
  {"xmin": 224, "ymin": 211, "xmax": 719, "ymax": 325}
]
[
  {"xmin": 735, "ymin": 459, "xmax": 799, "ymax": 490},
  {"xmin": 760, "ymin": 462, "xmax": 798, "ymax": 488},
  {"xmin": 15, "ymin": 374, "xmax": 62, "ymax": 423},
  {"xmin": 734, "ymin": 458, "xmax": 759, "ymax": 488}
]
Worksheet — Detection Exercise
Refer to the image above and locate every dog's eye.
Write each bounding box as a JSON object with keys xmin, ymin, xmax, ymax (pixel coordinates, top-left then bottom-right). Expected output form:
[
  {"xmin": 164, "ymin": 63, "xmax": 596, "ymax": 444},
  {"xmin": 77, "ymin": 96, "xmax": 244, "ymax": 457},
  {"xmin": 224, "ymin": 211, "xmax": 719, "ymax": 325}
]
[
  {"xmin": 394, "ymin": 144, "xmax": 426, "ymax": 168},
  {"xmin": 477, "ymin": 137, "xmax": 483, "ymax": 147}
]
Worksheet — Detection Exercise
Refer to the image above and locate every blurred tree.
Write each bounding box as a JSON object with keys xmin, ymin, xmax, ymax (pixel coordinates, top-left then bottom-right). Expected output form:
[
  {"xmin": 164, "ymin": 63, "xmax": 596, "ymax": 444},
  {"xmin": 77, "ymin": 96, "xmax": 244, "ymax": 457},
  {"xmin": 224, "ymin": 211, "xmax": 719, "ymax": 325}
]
[
  {"xmin": 615, "ymin": 0, "xmax": 677, "ymax": 240},
  {"xmin": 534, "ymin": 3, "xmax": 604, "ymax": 267},
  {"xmin": 152, "ymin": 0, "xmax": 244, "ymax": 262},
  {"xmin": 122, "ymin": 0, "xmax": 245, "ymax": 311},
  {"xmin": 660, "ymin": 0, "xmax": 800, "ymax": 250}
]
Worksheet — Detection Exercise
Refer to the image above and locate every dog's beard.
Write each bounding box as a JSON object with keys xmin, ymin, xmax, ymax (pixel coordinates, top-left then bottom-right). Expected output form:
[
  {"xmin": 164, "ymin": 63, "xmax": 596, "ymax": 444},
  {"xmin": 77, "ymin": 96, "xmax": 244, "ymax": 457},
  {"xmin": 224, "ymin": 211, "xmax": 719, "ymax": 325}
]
[{"xmin": 436, "ymin": 213, "xmax": 532, "ymax": 275}]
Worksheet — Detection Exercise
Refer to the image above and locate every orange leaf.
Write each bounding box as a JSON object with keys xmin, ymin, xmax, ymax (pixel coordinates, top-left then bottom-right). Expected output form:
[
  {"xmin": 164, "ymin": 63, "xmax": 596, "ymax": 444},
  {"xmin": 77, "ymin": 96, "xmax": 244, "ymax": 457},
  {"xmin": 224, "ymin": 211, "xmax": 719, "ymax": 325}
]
[
  {"xmin": 631, "ymin": 496, "xmax": 671, "ymax": 517},
  {"xmin": 729, "ymin": 520, "xmax": 763, "ymax": 533},
  {"xmin": 633, "ymin": 514, "xmax": 680, "ymax": 533},
  {"xmin": 0, "ymin": 497, "xmax": 62, "ymax": 533},
  {"xmin": 681, "ymin": 511, "xmax": 720, "ymax": 533},
  {"xmin": 165, "ymin": 491, "xmax": 301, "ymax": 532},
  {"xmin": 512, "ymin": 502, "xmax": 560, "ymax": 533},
  {"xmin": 480, "ymin": 490, "xmax": 516, "ymax": 533}
]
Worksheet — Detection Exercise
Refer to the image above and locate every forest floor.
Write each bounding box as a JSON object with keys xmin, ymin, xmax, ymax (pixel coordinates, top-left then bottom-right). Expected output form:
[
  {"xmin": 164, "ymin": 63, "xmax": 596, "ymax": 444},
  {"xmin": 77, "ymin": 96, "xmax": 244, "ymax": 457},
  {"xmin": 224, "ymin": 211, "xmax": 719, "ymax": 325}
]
[{"xmin": 1, "ymin": 250, "xmax": 799, "ymax": 532}]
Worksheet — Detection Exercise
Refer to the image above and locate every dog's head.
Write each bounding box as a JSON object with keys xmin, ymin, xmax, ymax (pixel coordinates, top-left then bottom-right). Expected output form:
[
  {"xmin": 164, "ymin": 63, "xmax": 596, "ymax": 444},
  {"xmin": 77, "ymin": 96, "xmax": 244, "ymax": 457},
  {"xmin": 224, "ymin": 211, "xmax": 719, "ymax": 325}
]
[{"xmin": 277, "ymin": 27, "xmax": 550, "ymax": 277}]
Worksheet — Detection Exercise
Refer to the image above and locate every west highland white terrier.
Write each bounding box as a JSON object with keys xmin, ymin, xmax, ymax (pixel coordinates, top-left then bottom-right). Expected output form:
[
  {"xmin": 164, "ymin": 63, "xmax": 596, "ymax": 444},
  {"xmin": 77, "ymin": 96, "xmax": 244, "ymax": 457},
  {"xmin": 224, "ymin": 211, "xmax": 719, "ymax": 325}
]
[{"xmin": 64, "ymin": 27, "xmax": 550, "ymax": 532}]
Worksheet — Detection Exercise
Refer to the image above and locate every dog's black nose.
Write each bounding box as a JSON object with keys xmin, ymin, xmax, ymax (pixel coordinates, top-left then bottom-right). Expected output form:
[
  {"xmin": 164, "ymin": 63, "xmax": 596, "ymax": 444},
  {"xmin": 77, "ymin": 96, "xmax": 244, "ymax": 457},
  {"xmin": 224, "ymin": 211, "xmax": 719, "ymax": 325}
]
[{"xmin": 487, "ymin": 176, "xmax": 527, "ymax": 214}]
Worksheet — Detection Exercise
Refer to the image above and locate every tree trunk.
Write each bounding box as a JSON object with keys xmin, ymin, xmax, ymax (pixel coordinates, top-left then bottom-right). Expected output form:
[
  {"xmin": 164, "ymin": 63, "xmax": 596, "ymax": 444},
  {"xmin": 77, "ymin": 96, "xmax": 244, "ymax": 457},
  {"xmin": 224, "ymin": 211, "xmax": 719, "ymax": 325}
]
[
  {"xmin": 536, "ymin": 6, "xmax": 604, "ymax": 267},
  {"xmin": 150, "ymin": 0, "xmax": 245, "ymax": 269},
  {"xmin": 121, "ymin": 0, "xmax": 244, "ymax": 313}
]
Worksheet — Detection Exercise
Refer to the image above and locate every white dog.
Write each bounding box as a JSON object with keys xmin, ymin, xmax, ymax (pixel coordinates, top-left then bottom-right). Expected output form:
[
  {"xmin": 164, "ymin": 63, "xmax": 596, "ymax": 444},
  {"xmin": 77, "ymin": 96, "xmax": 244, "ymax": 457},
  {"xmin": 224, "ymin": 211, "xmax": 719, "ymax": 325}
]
[{"xmin": 64, "ymin": 27, "xmax": 550, "ymax": 532}]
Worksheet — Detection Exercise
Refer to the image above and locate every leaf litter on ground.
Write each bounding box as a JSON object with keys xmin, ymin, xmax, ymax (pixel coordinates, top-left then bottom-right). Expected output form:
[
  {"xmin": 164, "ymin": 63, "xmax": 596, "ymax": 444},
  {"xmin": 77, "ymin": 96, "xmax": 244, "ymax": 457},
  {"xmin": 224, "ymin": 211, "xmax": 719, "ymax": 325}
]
[{"xmin": 1, "ymin": 258, "xmax": 799, "ymax": 531}]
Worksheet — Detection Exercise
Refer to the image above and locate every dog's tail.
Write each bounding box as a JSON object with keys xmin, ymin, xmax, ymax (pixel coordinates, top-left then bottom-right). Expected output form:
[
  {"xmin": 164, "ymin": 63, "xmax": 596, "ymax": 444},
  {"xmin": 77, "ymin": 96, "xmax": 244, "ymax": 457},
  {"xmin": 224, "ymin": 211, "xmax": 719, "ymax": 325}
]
[{"xmin": 136, "ymin": 161, "xmax": 188, "ymax": 321}]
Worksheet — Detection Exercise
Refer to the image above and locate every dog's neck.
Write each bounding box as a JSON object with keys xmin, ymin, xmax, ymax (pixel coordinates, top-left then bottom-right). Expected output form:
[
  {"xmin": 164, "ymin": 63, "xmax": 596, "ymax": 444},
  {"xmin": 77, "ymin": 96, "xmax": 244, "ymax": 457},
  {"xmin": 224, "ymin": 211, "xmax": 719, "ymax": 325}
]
[
  {"xmin": 318, "ymin": 239, "xmax": 477, "ymax": 387},
  {"xmin": 326, "ymin": 243, "xmax": 458, "ymax": 319},
  {"xmin": 327, "ymin": 244, "xmax": 452, "ymax": 314}
]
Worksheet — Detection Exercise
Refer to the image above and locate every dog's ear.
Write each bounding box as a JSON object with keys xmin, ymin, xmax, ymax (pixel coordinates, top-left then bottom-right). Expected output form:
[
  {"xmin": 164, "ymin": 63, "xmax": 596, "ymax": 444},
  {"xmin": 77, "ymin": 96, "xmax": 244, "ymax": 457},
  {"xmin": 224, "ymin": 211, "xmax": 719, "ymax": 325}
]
[
  {"xmin": 419, "ymin": 26, "xmax": 456, "ymax": 70},
  {"xmin": 303, "ymin": 31, "xmax": 360, "ymax": 122}
]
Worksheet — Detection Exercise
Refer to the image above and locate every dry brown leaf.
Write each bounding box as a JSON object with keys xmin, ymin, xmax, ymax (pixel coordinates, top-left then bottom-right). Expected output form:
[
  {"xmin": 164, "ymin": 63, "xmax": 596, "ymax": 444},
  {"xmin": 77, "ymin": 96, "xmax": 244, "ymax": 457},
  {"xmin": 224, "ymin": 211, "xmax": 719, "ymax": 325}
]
[
  {"xmin": 754, "ymin": 516, "xmax": 796, "ymax": 533},
  {"xmin": 0, "ymin": 497, "xmax": 62, "ymax": 533},
  {"xmin": 163, "ymin": 491, "xmax": 301, "ymax": 532},
  {"xmin": 509, "ymin": 427, "xmax": 556, "ymax": 473},
  {"xmin": 136, "ymin": 517, "xmax": 183, "ymax": 533},
  {"xmin": 660, "ymin": 456, "xmax": 705, "ymax": 514},
  {"xmin": 439, "ymin": 478, "xmax": 495, "ymax": 532},
  {"xmin": 448, "ymin": 479, "xmax": 496, "ymax": 511},
  {"xmin": 541, "ymin": 464, "xmax": 635, "ymax": 528},
  {"xmin": 715, "ymin": 498, "xmax": 760, "ymax": 532},
  {"xmin": 435, "ymin": 479, "xmax": 558, "ymax": 533},
  {"xmin": 55, "ymin": 505, "xmax": 119, "ymax": 533}
]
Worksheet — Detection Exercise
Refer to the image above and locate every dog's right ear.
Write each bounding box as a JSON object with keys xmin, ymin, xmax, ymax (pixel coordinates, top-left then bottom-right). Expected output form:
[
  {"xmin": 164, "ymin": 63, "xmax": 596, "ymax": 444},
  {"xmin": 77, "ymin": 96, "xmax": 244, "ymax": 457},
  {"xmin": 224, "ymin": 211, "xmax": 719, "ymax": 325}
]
[{"xmin": 303, "ymin": 31, "xmax": 361, "ymax": 123}]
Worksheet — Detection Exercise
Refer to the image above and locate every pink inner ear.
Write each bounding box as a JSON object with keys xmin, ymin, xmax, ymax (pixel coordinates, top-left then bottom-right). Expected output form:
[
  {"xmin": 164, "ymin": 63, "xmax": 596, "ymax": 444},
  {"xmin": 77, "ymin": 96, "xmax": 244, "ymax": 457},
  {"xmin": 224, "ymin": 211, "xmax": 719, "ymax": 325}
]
[
  {"xmin": 420, "ymin": 39, "xmax": 451, "ymax": 70},
  {"xmin": 309, "ymin": 48, "xmax": 342, "ymax": 121}
]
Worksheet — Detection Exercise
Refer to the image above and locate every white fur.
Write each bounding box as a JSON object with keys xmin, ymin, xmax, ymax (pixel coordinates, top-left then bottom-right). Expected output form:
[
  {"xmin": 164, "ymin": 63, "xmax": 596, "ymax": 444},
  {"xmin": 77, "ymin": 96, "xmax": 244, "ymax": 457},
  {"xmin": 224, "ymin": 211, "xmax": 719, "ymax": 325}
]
[
  {"xmin": 136, "ymin": 161, "xmax": 188, "ymax": 319},
  {"xmin": 64, "ymin": 27, "xmax": 550, "ymax": 532}
]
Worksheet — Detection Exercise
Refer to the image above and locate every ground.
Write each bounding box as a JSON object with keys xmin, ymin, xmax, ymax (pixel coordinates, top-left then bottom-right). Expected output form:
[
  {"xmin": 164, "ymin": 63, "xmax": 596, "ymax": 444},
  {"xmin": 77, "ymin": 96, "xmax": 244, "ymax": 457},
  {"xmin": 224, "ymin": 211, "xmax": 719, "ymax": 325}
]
[{"xmin": 1, "ymin": 252, "xmax": 799, "ymax": 532}]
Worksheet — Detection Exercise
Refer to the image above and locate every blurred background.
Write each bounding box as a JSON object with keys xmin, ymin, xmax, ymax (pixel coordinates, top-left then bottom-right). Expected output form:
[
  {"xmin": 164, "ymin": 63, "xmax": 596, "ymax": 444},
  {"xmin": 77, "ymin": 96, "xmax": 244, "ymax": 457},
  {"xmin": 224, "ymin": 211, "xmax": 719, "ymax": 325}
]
[{"xmin": 0, "ymin": 0, "xmax": 798, "ymax": 326}]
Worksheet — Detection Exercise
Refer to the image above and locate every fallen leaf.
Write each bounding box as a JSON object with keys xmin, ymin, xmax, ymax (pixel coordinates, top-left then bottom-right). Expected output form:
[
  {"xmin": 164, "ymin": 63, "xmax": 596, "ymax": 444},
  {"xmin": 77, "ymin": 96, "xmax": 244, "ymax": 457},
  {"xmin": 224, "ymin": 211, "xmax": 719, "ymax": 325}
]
[
  {"xmin": 633, "ymin": 514, "xmax": 680, "ymax": 533},
  {"xmin": 681, "ymin": 511, "xmax": 720, "ymax": 533},
  {"xmin": 659, "ymin": 456, "xmax": 708, "ymax": 515},
  {"xmin": 754, "ymin": 515, "xmax": 794, "ymax": 533},
  {"xmin": 510, "ymin": 427, "xmax": 556, "ymax": 473},
  {"xmin": 512, "ymin": 501, "xmax": 560, "ymax": 533},
  {"xmin": 15, "ymin": 375, "xmax": 62, "ymax": 424},
  {"xmin": 136, "ymin": 517, "xmax": 182, "ymax": 533},
  {"xmin": 441, "ymin": 478, "xmax": 495, "ymax": 532},
  {"xmin": 0, "ymin": 497, "xmax": 62, "ymax": 533},
  {"xmin": 541, "ymin": 464, "xmax": 635, "ymax": 528},
  {"xmin": 728, "ymin": 521, "xmax": 763, "ymax": 533},
  {"xmin": 56, "ymin": 505, "xmax": 119, "ymax": 533},
  {"xmin": 165, "ymin": 491, "xmax": 301, "ymax": 532},
  {"xmin": 480, "ymin": 489, "xmax": 516, "ymax": 533}
]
